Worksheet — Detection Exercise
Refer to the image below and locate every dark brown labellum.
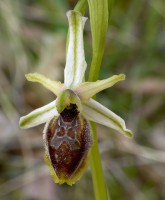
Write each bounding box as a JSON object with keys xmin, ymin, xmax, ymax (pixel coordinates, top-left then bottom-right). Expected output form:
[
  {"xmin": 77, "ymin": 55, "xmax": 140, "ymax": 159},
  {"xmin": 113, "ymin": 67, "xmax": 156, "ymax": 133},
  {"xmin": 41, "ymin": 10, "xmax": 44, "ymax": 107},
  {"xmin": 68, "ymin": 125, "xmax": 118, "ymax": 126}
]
[{"xmin": 45, "ymin": 104, "xmax": 93, "ymax": 181}]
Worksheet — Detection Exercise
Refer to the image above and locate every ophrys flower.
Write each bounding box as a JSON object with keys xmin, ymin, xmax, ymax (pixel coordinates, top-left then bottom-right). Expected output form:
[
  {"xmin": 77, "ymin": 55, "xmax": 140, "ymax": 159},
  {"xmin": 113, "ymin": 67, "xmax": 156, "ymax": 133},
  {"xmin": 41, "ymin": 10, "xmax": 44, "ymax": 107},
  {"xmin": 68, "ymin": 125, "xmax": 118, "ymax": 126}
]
[{"xmin": 19, "ymin": 10, "xmax": 133, "ymax": 185}]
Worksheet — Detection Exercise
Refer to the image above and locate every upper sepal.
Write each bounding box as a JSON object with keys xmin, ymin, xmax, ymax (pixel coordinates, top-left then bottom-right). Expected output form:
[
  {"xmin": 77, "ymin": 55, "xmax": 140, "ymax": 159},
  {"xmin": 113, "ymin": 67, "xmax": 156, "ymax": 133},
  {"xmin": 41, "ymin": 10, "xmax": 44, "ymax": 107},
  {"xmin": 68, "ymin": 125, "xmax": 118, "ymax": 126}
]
[{"xmin": 64, "ymin": 11, "xmax": 87, "ymax": 89}]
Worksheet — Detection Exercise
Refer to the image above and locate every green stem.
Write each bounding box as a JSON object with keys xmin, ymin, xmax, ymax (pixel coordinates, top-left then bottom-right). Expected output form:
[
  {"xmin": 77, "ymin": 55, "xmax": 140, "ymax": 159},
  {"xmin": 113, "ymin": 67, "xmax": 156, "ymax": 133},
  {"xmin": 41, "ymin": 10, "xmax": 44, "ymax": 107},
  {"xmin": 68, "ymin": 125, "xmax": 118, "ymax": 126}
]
[
  {"xmin": 89, "ymin": 122, "xmax": 107, "ymax": 200},
  {"xmin": 74, "ymin": 0, "xmax": 87, "ymax": 14},
  {"xmin": 87, "ymin": 0, "xmax": 108, "ymax": 198},
  {"xmin": 72, "ymin": 1, "xmax": 113, "ymax": 199}
]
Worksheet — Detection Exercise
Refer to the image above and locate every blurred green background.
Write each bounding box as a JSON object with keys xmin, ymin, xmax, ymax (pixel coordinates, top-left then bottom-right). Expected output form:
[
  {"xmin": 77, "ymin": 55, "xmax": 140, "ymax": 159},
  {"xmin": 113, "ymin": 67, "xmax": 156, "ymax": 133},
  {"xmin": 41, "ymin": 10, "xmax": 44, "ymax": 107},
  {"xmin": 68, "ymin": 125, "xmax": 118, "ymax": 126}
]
[{"xmin": 0, "ymin": 0, "xmax": 165, "ymax": 200}]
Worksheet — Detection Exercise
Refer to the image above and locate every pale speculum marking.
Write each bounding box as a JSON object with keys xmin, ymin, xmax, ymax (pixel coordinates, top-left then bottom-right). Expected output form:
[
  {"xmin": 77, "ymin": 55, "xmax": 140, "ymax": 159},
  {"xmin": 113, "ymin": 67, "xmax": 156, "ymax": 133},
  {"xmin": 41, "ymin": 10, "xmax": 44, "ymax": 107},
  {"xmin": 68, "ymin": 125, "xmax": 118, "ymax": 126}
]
[{"xmin": 50, "ymin": 115, "xmax": 80, "ymax": 151}]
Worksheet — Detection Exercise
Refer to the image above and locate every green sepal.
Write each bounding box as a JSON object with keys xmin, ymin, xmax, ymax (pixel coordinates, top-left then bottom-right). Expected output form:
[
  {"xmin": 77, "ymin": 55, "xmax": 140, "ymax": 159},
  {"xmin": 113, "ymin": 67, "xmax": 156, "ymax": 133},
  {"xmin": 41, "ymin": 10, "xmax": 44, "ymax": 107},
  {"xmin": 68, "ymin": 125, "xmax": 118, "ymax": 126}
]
[
  {"xmin": 82, "ymin": 99, "xmax": 133, "ymax": 138},
  {"xmin": 64, "ymin": 11, "xmax": 87, "ymax": 88},
  {"xmin": 19, "ymin": 100, "xmax": 58, "ymax": 129}
]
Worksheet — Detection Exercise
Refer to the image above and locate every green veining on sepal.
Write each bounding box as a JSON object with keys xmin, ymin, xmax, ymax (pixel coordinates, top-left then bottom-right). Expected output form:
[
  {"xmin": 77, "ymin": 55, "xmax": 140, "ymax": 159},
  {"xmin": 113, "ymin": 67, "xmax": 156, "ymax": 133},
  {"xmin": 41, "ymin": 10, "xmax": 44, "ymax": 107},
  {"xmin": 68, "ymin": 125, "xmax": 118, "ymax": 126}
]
[
  {"xmin": 64, "ymin": 11, "xmax": 87, "ymax": 88},
  {"xmin": 82, "ymin": 100, "xmax": 133, "ymax": 138},
  {"xmin": 20, "ymin": 101, "xmax": 57, "ymax": 129}
]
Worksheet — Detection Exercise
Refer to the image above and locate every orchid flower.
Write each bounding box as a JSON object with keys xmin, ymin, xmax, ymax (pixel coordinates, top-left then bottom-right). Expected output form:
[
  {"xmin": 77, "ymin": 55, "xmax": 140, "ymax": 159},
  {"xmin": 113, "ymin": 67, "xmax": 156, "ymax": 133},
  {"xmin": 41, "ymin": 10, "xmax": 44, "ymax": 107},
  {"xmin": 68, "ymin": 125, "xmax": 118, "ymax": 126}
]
[{"xmin": 19, "ymin": 10, "xmax": 133, "ymax": 185}]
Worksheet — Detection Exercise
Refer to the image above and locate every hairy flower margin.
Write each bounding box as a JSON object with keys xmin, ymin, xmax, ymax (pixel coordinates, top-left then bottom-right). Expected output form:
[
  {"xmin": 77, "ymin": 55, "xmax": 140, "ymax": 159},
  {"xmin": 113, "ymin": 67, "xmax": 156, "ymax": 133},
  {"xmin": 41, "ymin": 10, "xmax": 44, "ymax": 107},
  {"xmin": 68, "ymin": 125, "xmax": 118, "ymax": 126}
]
[{"xmin": 19, "ymin": 10, "xmax": 133, "ymax": 185}]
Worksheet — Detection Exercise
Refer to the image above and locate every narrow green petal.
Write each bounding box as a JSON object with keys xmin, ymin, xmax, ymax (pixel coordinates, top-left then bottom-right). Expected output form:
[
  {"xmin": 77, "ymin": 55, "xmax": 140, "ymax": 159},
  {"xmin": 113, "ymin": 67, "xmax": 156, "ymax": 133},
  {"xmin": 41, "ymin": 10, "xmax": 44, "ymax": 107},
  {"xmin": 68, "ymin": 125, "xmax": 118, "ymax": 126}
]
[
  {"xmin": 64, "ymin": 10, "xmax": 87, "ymax": 89},
  {"xmin": 26, "ymin": 73, "xmax": 65, "ymax": 96},
  {"xmin": 19, "ymin": 101, "xmax": 58, "ymax": 129},
  {"xmin": 75, "ymin": 74, "xmax": 125, "ymax": 101},
  {"xmin": 82, "ymin": 99, "xmax": 133, "ymax": 138}
]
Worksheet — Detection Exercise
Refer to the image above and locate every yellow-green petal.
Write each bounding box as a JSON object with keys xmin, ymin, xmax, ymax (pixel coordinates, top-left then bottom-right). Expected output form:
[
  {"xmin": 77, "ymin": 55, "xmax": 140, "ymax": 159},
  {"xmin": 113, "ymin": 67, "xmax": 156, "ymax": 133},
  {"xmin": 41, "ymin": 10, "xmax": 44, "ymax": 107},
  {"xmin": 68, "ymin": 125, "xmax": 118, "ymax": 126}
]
[
  {"xmin": 75, "ymin": 74, "xmax": 125, "ymax": 101},
  {"xmin": 26, "ymin": 73, "xmax": 65, "ymax": 96}
]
